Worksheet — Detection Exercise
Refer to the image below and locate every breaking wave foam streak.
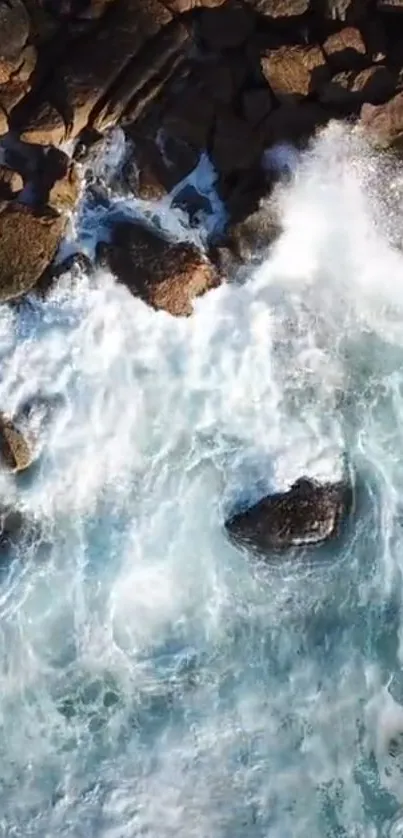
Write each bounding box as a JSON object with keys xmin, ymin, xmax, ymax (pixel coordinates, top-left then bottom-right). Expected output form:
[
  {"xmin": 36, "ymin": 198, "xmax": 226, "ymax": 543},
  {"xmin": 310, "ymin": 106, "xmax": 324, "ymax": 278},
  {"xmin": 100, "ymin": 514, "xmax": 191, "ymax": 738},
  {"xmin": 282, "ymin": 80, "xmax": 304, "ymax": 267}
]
[{"xmin": 2, "ymin": 122, "xmax": 403, "ymax": 837}]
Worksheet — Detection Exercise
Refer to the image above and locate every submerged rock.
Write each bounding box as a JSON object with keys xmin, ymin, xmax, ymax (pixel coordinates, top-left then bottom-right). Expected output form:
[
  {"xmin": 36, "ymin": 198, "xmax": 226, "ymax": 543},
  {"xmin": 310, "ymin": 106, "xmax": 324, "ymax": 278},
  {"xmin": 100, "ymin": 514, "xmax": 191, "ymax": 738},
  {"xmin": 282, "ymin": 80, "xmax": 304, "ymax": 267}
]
[
  {"xmin": 225, "ymin": 477, "xmax": 353, "ymax": 553},
  {"xmin": 101, "ymin": 220, "xmax": 220, "ymax": 316}
]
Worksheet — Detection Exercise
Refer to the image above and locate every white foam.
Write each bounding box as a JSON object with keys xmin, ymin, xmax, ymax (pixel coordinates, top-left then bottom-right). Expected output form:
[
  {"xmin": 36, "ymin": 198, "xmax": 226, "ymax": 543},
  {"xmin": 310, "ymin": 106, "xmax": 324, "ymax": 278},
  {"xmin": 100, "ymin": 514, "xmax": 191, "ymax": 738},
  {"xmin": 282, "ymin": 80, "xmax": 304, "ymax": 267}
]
[{"xmin": 0, "ymin": 122, "xmax": 403, "ymax": 835}]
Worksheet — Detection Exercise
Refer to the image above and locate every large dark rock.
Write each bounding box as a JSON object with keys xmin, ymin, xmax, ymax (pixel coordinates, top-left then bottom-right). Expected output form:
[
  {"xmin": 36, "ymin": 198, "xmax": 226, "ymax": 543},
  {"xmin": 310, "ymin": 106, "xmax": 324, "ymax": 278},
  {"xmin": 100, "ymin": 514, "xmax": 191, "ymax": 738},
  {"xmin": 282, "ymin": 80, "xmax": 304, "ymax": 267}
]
[
  {"xmin": 101, "ymin": 220, "xmax": 220, "ymax": 316},
  {"xmin": 225, "ymin": 477, "xmax": 353, "ymax": 553},
  {"xmin": 0, "ymin": 202, "xmax": 66, "ymax": 302}
]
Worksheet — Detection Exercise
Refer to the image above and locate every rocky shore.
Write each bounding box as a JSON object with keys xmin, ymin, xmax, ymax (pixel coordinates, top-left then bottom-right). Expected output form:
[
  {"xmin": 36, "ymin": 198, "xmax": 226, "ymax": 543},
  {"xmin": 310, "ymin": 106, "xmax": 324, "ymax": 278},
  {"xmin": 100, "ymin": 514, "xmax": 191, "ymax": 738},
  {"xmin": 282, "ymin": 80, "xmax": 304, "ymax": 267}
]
[{"xmin": 0, "ymin": 0, "xmax": 401, "ymax": 553}]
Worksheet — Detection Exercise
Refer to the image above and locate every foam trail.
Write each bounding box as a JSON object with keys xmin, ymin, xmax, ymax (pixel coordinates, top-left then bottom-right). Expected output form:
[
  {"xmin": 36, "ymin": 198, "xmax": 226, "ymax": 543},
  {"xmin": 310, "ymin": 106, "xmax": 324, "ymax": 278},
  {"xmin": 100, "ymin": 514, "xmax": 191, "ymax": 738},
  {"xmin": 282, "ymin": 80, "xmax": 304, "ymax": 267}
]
[{"xmin": 1, "ymin": 123, "xmax": 403, "ymax": 836}]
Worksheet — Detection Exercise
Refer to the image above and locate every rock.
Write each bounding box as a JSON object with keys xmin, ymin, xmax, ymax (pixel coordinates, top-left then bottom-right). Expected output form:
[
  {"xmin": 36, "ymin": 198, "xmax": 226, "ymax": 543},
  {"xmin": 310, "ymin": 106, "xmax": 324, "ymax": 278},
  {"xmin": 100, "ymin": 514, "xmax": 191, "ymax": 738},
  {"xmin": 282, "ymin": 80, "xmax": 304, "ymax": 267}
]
[
  {"xmin": 322, "ymin": 26, "xmax": 367, "ymax": 71},
  {"xmin": 377, "ymin": 0, "xmax": 403, "ymax": 10},
  {"xmin": 0, "ymin": 0, "xmax": 30, "ymax": 73},
  {"xmin": 319, "ymin": 0, "xmax": 369, "ymax": 20},
  {"xmin": 249, "ymin": 0, "xmax": 310, "ymax": 16},
  {"xmin": 198, "ymin": 2, "xmax": 255, "ymax": 49},
  {"xmin": 102, "ymin": 220, "xmax": 220, "ymax": 316},
  {"xmin": 161, "ymin": 0, "xmax": 226, "ymax": 12},
  {"xmin": 225, "ymin": 477, "xmax": 353, "ymax": 553},
  {"xmin": 261, "ymin": 45, "xmax": 329, "ymax": 100},
  {"xmin": 0, "ymin": 165, "xmax": 23, "ymax": 199},
  {"xmin": 212, "ymin": 109, "xmax": 265, "ymax": 174},
  {"xmin": 360, "ymin": 91, "xmax": 403, "ymax": 147},
  {"xmin": 218, "ymin": 163, "xmax": 270, "ymax": 225},
  {"xmin": 0, "ymin": 414, "xmax": 33, "ymax": 472},
  {"xmin": 0, "ymin": 507, "xmax": 24, "ymax": 552},
  {"xmin": 0, "ymin": 106, "xmax": 8, "ymax": 136},
  {"xmin": 19, "ymin": 0, "xmax": 173, "ymax": 142},
  {"xmin": 93, "ymin": 20, "xmax": 190, "ymax": 132},
  {"xmin": 320, "ymin": 66, "xmax": 396, "ymax": 108},
  {"xmin": 263, "ymin": 102, "xmax": 330, "ymax": 147},
  {"xmin": 172, "ymin": 184, "xmax": 212, "ymax": 222},
  {"xmin": 225, "ymin": 198, "xmax": 281, "ymax": 261},
  {"xmin": 242, "ymin": 87, "xmax": 273, "ymax": 126},
  {"xmin": 48, "ymin": 159, "xmax": 80, "ymax": 212},
  {"xmin": 0, "ymin": 204, "xmax": 66, "ymax": 302},
  {"xmin": 36, "ymin": 251, "xmax": 94, "ymax": 297},
  {"xmin": 20, "ymin": 101, "xmax": 66, "ymax": 146},
  {"xmin": 163, "ymin": 88, "xmax": 215, "ymax": 149},
  {"xmin": 199, "ymin": 57, "xmax": 244, "ymax": 105}
]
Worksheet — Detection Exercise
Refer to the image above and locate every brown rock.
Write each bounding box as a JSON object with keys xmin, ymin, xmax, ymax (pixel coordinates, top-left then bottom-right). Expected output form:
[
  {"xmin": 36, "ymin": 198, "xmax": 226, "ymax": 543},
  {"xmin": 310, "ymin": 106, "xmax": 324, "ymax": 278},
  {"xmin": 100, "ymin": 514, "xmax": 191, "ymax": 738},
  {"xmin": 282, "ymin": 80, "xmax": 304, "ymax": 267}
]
[
  {"xmin": 261, "ymin": 45, "xmax": 329, "ymax": 100},
  {"xmin": 0, "ymin": 166, "xmax": 23, "ymax": 199},
  {"xmin": 319, "ymin": 0, "xmax": 369, "ymax": 19},
  {"xmin": 377, "ymin": 0, "xmax": 403, "ymax": 10},
  {"xmin": 0, "ymin": 414, "xmax": 33, "ymax": 472},
  {"xmin": 103, "ymin": 221, "xmax": 220, "ymax": 316},
  {"xmin": 163, "ymin": 88, "xmax": 214, "ymax": 148},
  {"xmin": 263, "ymin": 102, "xmax": 330, "ymax": 147},
  {"xmin": 162, "ymin": 0, "xmax": 226, "ymax": 12},
  {"xmin": 20, "ymin": 0, "xmax": 173, "ymax": 142},
  {"xmin": 250, "ymin": 0, "xmax": 310, "ymax": 16},
  {"xmin": 49, "ymin": 160, "xmax": 80, "ymax": 211},
  {"xmin": 360, "ymin": 91, "xmax": 403, "ymax": 147},
  {"xmin": 0, "ymin": 45, "xmax": 37, "ymax": 116},
  {"xmin": 320, "ymin": 65, "xmax": 396, "ymax": 107},
  {"xmin": 198, "ymin": 2, "xmax": 255, "ymax": 49},
  {"xmin": 242, "ymin": 88, "xmax": 273, "ymax": 126},
  {"xmin": 0, "ymin": 0, "xmax": 29, "ymax": 62},
  {"xmin": 322, "ymin": 26, "xmax": 367, "ymax": 70},
  {"xmin": 225, "ymin": 477, "xmax": 353, "ymax": 553},
  {"xmin": 0, "ymin": 204, "xmax": 66, "ymax": 302},
  {"xmin": 93, "ymin": 20, "xmax": 189, "ymax": 131},
  {"xmin": 20, "ymin": 101, "xmax": 66, "ymax": 146},
  {"xmin": 0, "ymin": 106, "xmax": 9, "ymax": 137},
  {"xmin": 212, "ymin": 110, "xmax": 264, "ymax": 174},
  {"xmin": 199, "ymin": 58, "xmax": 242, "ymax": 105},
  {"xmin": 225, "ymin": 199, "xmax": 281, "ymax": 261}
]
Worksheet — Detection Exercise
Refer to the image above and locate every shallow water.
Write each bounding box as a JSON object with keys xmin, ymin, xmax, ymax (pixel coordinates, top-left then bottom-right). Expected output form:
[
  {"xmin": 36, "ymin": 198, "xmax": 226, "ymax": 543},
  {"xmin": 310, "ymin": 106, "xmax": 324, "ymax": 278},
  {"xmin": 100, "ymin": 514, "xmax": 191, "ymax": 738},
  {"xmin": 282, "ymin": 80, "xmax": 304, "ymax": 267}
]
[{"xmin": 2, "ymin": 123, "xmax": 403, "ymax": 836}]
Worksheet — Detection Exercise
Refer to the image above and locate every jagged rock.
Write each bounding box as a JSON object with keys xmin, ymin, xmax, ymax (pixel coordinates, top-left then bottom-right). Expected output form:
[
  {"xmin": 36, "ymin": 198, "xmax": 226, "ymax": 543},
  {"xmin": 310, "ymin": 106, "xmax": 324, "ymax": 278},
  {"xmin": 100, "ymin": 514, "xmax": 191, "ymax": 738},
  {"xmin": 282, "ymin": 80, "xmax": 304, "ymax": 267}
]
[
  {"xmin": 0, "ymin": 106, "xmax": 8, "ymax": 136},
  {"xmin": 242, "ymin": 87, "xmax": 273, "ymax": 126},
  {"xmin": 198, "ymin": 2, "xmax": 255, "ymax": 49},
  {"xmin": 322, "ymin": 26, "xmax": 367, "ymax": 70},
  {"xmin": 261, "ymin": 45, "xmax": 329, "ymax": 100},
  {"xmin": 225, "ymin": 477, "xmax": 353, "ymax": 553},
  {"xmin": 19, "ymin": 0, "xmax": 173, "ymax": 143},
  {"xmin": 320, "ymin": 65, "xmax": 396, "ymax": 107},
  {"xmin": 20, "ymin": 101, "xmax": 67, "ymax": 146},
  {"xmin": 0, "ymin": 0, "xmax": 30, "ymax": 82},
  {"xmin": 163, "ymin": 88, "xmax": 215, "ymax": 149},
  {"xmin": 161, "ymin": 0, "xmax": 226, "ymax": 11},
  {"xmin": 0, "ymin": 165, "xmax": 23, "ymax": 199},
  {"xmin": 377, "ymin": 0, "xmax": 403, "ymax": 10},
  {"xmin": 48, "ymin": 159, "xmax": 80, "ymax": 211},
  {"xmin": 101, "ymin": 220, "xmax": 220, "ymax": 316},
  {"xmin": 249, "ymin": 0, "xmax": 310, "ymax": 16},
  {"xmin": 360, "ymin": 90, "xmax": 403, "ymax": 147},
  {"xmin": 263, "ymin": 102, "xmax": 330, "ymax": 147},
  {"xmin": 0, "ymin": 414, "xmax": 33, "ymax": 472},
  {"xmin": 225, "ymin": 198, "xmax": 281, "ymax": 261},
  {"xmin": 0, "ymin": 204, "xmax": 66, "ymax": 302},
  {"xmin": 212, "ymin": 109, "xmax": 265, "ymax": 174},
  {"xmin": 0, "ymin": 507, "xmax": 24, "ymax": 552},
  {"xmin": 93, "ymin": 20, "xmax": 190, "ymax": 131}
]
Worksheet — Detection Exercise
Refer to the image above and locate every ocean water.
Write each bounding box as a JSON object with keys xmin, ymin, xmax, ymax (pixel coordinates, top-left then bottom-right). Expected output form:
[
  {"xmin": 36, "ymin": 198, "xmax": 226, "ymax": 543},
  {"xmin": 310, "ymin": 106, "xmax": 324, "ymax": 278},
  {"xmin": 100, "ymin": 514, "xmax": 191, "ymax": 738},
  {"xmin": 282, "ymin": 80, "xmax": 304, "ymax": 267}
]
[{"xmin": 1, "ymin": 122, "xmax": 403, "ymax": 837}]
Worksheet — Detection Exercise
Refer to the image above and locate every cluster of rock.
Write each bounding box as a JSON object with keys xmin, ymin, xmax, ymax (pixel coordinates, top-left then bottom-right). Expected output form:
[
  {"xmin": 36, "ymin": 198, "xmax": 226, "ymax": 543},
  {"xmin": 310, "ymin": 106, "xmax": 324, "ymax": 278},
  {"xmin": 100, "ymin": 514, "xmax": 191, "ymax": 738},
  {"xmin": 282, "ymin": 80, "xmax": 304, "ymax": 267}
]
[
  {"xmin": 0, "ymin": 0, "xmax": 401, "ymax": 307},
  {"xmin": 0, "ymin": 0, "xmax": 396, "ymax": 554}
]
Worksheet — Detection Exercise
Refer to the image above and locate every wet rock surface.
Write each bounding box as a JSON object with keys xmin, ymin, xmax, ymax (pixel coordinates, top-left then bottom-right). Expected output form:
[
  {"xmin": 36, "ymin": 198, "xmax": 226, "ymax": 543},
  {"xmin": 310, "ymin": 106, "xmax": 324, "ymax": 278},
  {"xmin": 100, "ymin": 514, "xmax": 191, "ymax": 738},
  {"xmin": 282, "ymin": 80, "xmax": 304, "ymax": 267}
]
[
  {"xmin": 226, "ymin": 477, "xmax": 354, "ymax": 553},
  {"xmin": 0, "ymin": 414, "xmax": 33, "ymax": 473},
  {"xmin": 100, "ymin": 220, "xmax": 220, "ymax": 316}
]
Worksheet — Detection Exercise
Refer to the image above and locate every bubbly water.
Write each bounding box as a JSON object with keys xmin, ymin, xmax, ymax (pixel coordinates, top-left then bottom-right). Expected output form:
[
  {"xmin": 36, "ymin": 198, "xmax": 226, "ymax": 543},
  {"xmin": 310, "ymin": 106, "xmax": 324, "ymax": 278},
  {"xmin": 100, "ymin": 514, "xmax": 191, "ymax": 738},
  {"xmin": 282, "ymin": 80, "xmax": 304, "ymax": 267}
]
[{"xmin": 2, "ymin": 122, "xmax": 403, "ymax": 837}]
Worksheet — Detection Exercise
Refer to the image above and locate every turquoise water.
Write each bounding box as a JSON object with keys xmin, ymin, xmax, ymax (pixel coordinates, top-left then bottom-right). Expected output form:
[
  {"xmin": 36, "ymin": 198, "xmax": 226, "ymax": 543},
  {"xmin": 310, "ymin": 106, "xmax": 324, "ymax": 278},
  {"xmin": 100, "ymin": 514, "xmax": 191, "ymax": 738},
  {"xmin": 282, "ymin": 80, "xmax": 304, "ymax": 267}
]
[{"xmin": 1, "ymin": 123, "xmax": 403, "ymax": 836}]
